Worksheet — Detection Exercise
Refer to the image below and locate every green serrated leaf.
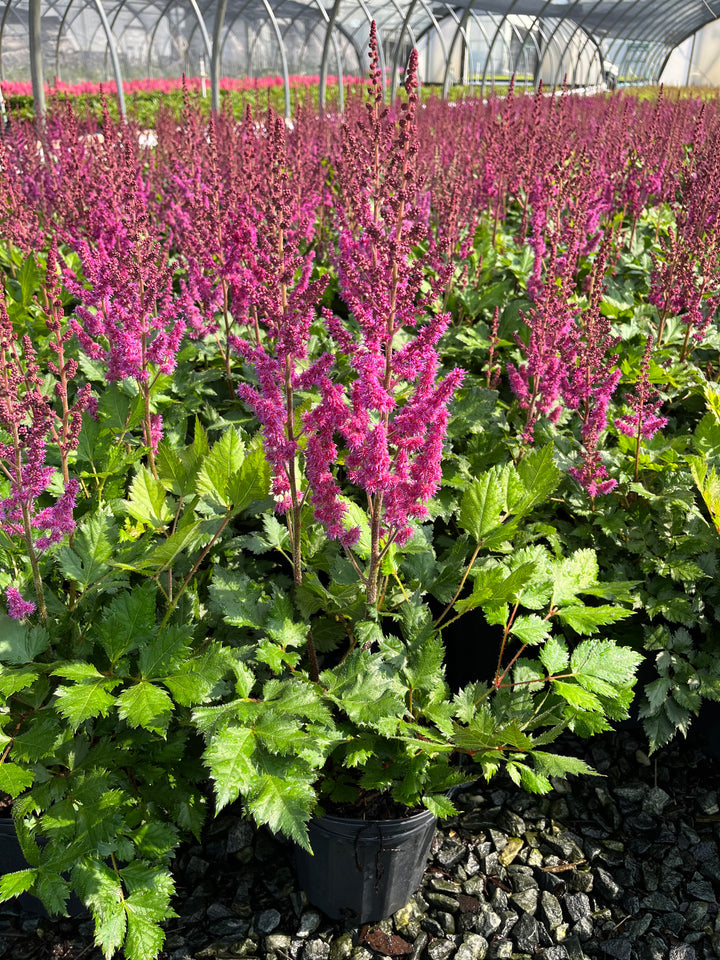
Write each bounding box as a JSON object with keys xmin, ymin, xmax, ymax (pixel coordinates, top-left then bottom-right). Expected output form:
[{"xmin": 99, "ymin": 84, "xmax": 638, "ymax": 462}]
[
  {"xmin": 125, "ymin": 467, "xmax": 174, "ymax": 531},
  {"xmin": 515, "ymin": 444, "xmax": 560, "ymax": 514},
  {"xmin": 124, "ymin": 894, "xmax": 169, "ymax": 960},
  {"xmin": 138, "ymin": 626, "xmax": 192, "ymax": 680},
  {"xmin": 0, "ymin": 869, "xmax": 37, "ymax": 901},
  {"xmin": 0, "ymin": 762, "xmax": 34, "ymax": 797},
  {"xmin": 556, "ymin": 604, "xmax": 631, "ymax": 635},
  {"xmin": 552, "ymin": 680, "xmax": 603, "ymax": 712},
  {"xmin": 116, "ymin": 681, "xmax": 173, "ymax": 733},
  {"xmin": 228, "ymin": 442, "xmax": 271, "ymax": 512},
  {"xmin": 55, "ymin": 678, "xmax": 121, "ymax": 729},
  {"xmin": 97, "ymin": 584, "xmax": 157, "ymax": 663},
  {"xmin": 422, "ymin": 793, "xmax": 457, "ymax": 818},
  {"xmin": 12, "ymin": 717, "xmax": 59, "ymax": 762},
  {"xmin": 0, "ymin": 618, "xmax": 50, "ymax": 665},
  {"xmin": 509, "ymin": 614, "xmax": 551, "ymax": 646},
  {"xmin": 204, "ymin": 725, "xmax": 257, "ymax": 811},
  {"xmin": 247, "ymin": 764, "xmax": 315, "ymax": 851},
  {"xmin": 196, "ymin": 428, "xmax": 246, "ymax": 508},
  {"xmin": 551, "ymin": 549, "xmax": 599, "ymax": 606},
  {"xmin": 458, "ymin": 467, "xmax": 515, "ymax": 542},
  {"xmin": 58, "ymin": 511, "xmax": 116, "ymax": 591},
  {"xmin": 539, "ymin": 635, "xmax": 569, "ymax": 676},
  {"xmin": 210, "ymin": 569, "xmax": 266, "ymax": 629}
]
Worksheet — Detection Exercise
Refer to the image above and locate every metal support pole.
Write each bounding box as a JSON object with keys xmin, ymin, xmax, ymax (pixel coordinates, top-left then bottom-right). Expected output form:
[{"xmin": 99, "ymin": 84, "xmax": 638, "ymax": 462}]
[
  {"xmin": 29, "ymin": 0, "xmax": 46, "ymax": 118},
  {"xmin": 88, "ymin": 0, "xmax": 126, "ymax": 118},
  {"xmin": 319, "ymin": 0, "xmax": 342, "ymax": 110},
  {"xmin": 211, "ymin": 0, "xmax": 229, "ymax": 112}
]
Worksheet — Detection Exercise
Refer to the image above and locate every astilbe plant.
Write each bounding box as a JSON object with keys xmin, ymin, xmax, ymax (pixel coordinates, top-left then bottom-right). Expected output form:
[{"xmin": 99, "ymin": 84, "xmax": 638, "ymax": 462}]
[
  {"xmin": 615, "ymin": 334, "xmax": 668, "ymax": 481},
  {"xmin": 62, "ymin": 144, "xmax": 184, "ymax": 474},
  {"xmin": 650, "ymin": 107, "xmax": 720, "ymax": 357},
  {"xmin": 320, "ymin": 42, "xmax": 464, "ymax": 604},
  {"xmin": 227, "ymin": 110, "xmax": 328, "ymax": 610},
  {"xmin": 0, "ymin": 295, "xmax": 80, "ymax": 621}
]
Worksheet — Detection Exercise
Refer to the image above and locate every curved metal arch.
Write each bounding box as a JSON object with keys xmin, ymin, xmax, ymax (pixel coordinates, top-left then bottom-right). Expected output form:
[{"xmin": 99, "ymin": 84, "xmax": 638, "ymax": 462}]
[
  {"xmin": 256, "ymin": 0, "xmax": 290, "ymax": 116},
  {"xmin": 565, "ymin": 0, "xmax": 643, "ymax": 87},
  {"xmin": 336, "ymin": 0, "xmax": 387, "ymax": 99},
  {"xmin": 441, "ymin": 1, "xmax": 483, "ymax": 98},
  {"xmin": 464, "ymin": 9, "xmax": 495, "ymax": 94},
  {"xmin": 507, "ymin": 0, "xmax": 567, "ymax": 84},
  {"xmin": 507, "ymin": 14, "xmax": 543, "ymax": 91},
  {"xmin": 88, "ymin": 0, "xmax": 149, "ymax": 85},
  {"xmin": 146, "ymin": 0, "xmax": 212, "ymax": 79},
  {"xmin": 564, "ymin": 0, "xmax": 624, "ymax": 87},
  {"xmin": 237, "ymin": 0, "xmax": 294, "ymax": 78},
  {"xmin": 301, "ymin": 0, "xmax": 344, "ymax": 110},
  {"xmin": 285, "ymin": 16, "xmax": 319, "ymax": 73},
  {"xmin": 319, "ymin": 0, "xmax": 342, "ymax": 110},
  {"xmin": 383, "ymin": 0, "xmax": 419, "ymax": 100},
  {"xmin": 0, "ymin": 0, "xmax": 20, "ymax": 82},
  {"xmin": 147, "ymin": 0, "xmax": 178, "ymax": 76},
  {"xmin": 525, "ymin": 0, "xmax": 587, "ymax": 88},
  {"xmin": 417, "ymin": 0, "xmax": 448, "ymax": 84},
  {"xmin": 210, "ymin": 0, "xmax": 229, "ymax": 110},
  {"xmin": 623, "ymin": 0, "xmax": 716, "ymax": 53},
  {"xmin": 54, "ymin": 0, "xmax": 79, "ymax": 81},
  {"xmin": 390, "ymin": 0, "xmax": 420, "ymax": 98},
  {"xmin": 477, "ymin": 9, "xmax": 519, "ymax": 98},
  {"xmin": 549, "ymin": 15, "xmax": 604, "ymax": 87},
  {"xmin": 647, "ymin": 40, "xmax": 676, "ymax": 82},
  {"xmin": 411, "ymin": 0, "xmax": 449, "ymax": 86},
  {"xmin": 607, "ymin": 0, "xmax": 703, "ymax": 83},
  {"xmin": 89, "ymin": 0, "xmax": 126, "ymax": 114}
]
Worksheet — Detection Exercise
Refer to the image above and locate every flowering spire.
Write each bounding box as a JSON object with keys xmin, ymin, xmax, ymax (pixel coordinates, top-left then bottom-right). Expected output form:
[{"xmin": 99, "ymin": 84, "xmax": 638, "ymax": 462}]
[
  {"xmin": 307, "ymin": 46, "xmax": 464, "ymax": 606},
  {"xmin": 615, "ymin": 335, "xmax": 668, "ymax": 482},
  {"xmin": 0, "ymin": 298, "xmax": 80, "ymax": 621}
]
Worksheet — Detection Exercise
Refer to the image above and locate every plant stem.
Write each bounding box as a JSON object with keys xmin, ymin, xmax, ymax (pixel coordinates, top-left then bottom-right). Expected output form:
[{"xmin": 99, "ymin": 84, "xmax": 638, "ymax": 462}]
[{"xmin": 435, "ymin": 542, "xmax": 481, "ymax": 627}]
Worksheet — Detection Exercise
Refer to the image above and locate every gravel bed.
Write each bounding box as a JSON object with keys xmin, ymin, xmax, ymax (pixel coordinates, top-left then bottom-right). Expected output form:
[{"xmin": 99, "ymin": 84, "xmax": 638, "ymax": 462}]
[{"xmin": 1, "ymin": 722, "xmax": 718, "ymax": 960}]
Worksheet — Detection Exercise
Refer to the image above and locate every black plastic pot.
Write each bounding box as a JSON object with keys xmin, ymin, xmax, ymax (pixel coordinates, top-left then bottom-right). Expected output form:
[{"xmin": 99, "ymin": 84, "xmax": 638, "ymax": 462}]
[{"xmin": 294, "ymin": 808, "xmax": 436, "ymax": 923}]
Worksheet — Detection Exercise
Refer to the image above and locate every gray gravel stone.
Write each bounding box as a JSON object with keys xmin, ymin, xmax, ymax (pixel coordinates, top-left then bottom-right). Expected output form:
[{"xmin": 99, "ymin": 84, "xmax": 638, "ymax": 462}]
[
  {"xmin": 427, "ymin": 938, "xmax": 455, "ymax": 960},
  {"xmin": 410, "ymin": 933, "xmax": 429, "ymax": 960},
  {"xmin": 669, "ymin": 946, "xmax": 696, "ymax": 960},
  {"xmin": 563, "ymin": 893, "xmax": 591, "ymax": 923},
  {"xmin": 510, "ymin": 888, "xmax": 538, "ymax": 914},
  {"xmin": 266, "ymin": 935, "xmax": 293, "ymax": 954},
  {"xmin": 537, "ymin": 949, "xmax": 569, "ymax": 960},
  {"xmin": 642, "ymin": 787, "xmax": 671, "ymax": 816},
  {"xmin": 208, "ymin": 904, "xmax": 235, "ymax": 921},
  {"xmin": 601, "ymin": 939, "xmax": 632, "ymax": 960},
  {"xmin": 328, "ymin": 932, "xmax": 353, "ymax": 960},
  {"xmin": 539, "ymin": 891, "xmax": 564, "ymax": 930},
  {"xmin": 487, "ymin": 942, "xmax": 512, "ymax": 959},
  {"xmin": 593, "ymin": 866, "xmax": 621, "ymax": 901},
  {"xmin": 296, "ymin": 913, "xmax": 321, "ymax": 939},
  {"xmin": 256, "ymin": 911, "xmax": 281, "ymax": 934},
  {"xmin": 227, "ymin": 821, "xmax": 255, "ymax": 853},
  {"xmin": 454, "ymin": 935, "xmax": 488, "ymax": 960},
  {"xmin": 437, "ymin": 839, "xmax": 467, "ymax": 868},
  {"xmin": 513, "ymin": 914, "xmax": 541, "ymax": 952},
  {"xmin": 686, "ymin": 878, "xmax": 717, "ymax": 901},
  {"xmin": 302, "ymin": 940, "xmax": 330, "ymax": 960}
]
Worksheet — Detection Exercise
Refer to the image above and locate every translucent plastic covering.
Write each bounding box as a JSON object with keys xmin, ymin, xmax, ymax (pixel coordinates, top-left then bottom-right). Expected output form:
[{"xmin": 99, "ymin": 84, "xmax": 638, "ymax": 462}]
[{"xmin": 3, "ymin": 0, "xmax": 720, "ymax": 116}]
